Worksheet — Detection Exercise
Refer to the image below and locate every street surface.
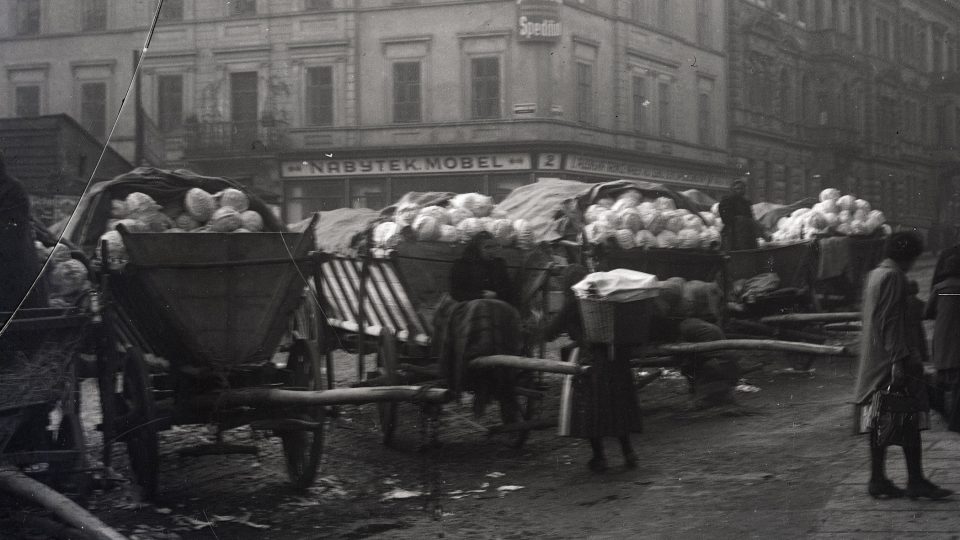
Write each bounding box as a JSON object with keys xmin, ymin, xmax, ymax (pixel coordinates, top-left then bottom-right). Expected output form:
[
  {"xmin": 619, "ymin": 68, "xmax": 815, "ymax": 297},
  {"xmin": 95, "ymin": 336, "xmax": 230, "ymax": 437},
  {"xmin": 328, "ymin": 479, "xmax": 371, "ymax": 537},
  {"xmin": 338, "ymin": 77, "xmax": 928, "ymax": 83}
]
[{"xmin": 4, "ymin": 255, "xmax": 960, "ymax": 539}]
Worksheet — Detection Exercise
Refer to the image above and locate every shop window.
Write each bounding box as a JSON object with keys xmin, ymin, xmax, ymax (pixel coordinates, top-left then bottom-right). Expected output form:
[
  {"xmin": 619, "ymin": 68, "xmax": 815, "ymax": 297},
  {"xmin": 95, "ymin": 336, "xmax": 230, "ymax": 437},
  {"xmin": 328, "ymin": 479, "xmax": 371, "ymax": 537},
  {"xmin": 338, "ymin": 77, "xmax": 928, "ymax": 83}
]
[
  {"xmin": 80, "ymin": 82, "xmax": 107, "ymax": 138},
  {"xmin": 779, "ymin": 70, "xmax": 792, "ymax": 121},
  {"xmin": 306, "ymin": 66, "xmax": 334, "ymax": 126},
  {"xmin": 157, "ymin": 74, "xmax": 183, "ymax": 132},
  {"xmin": 393, "ymin": 62, "xmax": 421, "ymax": 123},
  {"xmin": 82, "ymin": 0, "xmax": 106, "ymax": 31},
  {"xmin": 285, "ymin": 180, "xmax": 345, "ymax": 221},
  {"xmin": 471, "ymin": 57, "xmax": 500, "ymax": 120},
  {"xmin": 393, "ymin": 175, "xmax": 484, "ymax": 196},
  {"xmin": 16, "ymin": 0, "xmax": 40, "ymax": 36},
  {"xmin": 490, "ymin": 175, "xmax": 530, "ymax": 203},
  {"xmin": 350, "ymin": 179, "xmax": 386, "ymax": 210},
  {"xmin": 15, "ymin": 86, "xmax": 40, "ymax": 117},
  {"xmin": 576, "ymin": 62, "xmax": 594, "ymax": 124},
  {"xmin": 159, "ymin": 0, "xmax": 184, "ymax": 21}
]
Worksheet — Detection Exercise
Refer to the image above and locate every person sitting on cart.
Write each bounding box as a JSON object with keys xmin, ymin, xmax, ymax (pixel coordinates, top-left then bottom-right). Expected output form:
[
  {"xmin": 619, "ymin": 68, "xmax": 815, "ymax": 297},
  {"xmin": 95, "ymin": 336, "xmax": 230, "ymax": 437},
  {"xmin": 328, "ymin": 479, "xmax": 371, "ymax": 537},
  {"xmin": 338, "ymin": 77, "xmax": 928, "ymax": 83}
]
[
  {"xmin": 435, "ymin": 231, "xmax": 524, "ymax": 422},
  {"xmin": 0, "ymin": 151, "xmax": 47, "ymax": 314},
  {"xmin": 541, "ymin": 264, "xmax": 640, "ymax": 473},
  {"xmin": 718, "ymin": 179, "xmax": 769, "ymax": 251}
]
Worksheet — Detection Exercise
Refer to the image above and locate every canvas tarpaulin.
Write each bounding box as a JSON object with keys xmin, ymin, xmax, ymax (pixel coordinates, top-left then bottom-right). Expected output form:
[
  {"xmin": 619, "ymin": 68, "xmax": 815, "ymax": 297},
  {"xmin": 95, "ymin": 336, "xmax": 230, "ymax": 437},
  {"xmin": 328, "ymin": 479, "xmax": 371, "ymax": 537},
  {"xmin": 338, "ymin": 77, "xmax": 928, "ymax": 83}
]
[
  {"xmin": 494, "ymin": 178, "xmax": 591, "ymax": 243},
  {"xmin": 289, "ymin": 207, "xmax": 382, "ymax": 257}
]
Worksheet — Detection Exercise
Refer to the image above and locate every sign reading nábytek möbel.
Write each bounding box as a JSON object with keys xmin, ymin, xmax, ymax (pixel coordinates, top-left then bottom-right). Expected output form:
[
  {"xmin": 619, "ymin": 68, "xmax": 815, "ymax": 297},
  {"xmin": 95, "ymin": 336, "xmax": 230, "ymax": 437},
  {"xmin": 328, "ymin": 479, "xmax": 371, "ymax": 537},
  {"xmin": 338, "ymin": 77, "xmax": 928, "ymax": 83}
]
[
  {"xmin": 517, "ymin": 0, "xmax": 561, "ymax": 42},
  {"xmin": 282, "ymin": 153, "xmax": 532, "ymax": 177}
]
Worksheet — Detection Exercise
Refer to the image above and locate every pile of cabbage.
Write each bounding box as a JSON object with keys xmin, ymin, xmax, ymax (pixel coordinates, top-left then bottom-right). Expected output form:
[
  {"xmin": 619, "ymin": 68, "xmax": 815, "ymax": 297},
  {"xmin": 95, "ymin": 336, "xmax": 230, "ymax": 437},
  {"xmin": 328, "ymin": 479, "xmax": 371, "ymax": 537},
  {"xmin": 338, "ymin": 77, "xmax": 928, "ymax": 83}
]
[
  {"xmin": 97, "ymin": 188, "xmax": 267, "ymax": 265},
  {"xmin": 35, "ymin": 242, "xmax": 92, "ymax": 308},
  {"xmin": 582, "ymin": 189, "xmax": 722, "ymax": 250},
  {"xmin": 768, "ymin": 188, "xmax": 887, "ymax": 243},
  {"xmin": 371, "ymin": 192, "xmax": 535, "ymax": 250}
]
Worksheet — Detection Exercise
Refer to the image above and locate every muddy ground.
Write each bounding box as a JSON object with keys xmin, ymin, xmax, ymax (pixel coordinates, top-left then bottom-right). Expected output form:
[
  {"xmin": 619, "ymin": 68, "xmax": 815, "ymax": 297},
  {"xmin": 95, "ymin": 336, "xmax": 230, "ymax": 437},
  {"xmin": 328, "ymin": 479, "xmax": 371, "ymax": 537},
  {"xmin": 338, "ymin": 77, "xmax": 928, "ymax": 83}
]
[{"xmin": 0, "ymin": 256, "xmax": 939, "ymax": 539}]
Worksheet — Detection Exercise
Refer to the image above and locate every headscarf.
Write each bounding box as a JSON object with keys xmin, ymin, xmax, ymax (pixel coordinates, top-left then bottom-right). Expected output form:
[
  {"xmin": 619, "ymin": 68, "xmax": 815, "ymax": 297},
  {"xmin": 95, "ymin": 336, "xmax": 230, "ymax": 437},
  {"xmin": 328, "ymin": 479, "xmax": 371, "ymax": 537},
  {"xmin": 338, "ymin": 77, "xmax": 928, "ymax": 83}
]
[
  {"xmin": 461, "ymin": 230, "xmax": 495, "ymax": 262},
  {"xmin": 884, "ymin": 231, "xmax": 924, "ymax": 263}
]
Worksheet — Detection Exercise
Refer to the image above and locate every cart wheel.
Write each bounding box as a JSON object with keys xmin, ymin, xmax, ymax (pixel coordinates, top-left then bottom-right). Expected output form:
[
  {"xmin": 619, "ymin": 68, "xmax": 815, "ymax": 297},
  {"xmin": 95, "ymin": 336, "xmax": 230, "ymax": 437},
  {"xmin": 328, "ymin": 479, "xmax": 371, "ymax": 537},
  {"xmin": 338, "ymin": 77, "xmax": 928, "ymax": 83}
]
[
  {"xmin": 281, "ymin": 339, "xmax": 325, "ymax": 490},
  {"xmin": 372, "ymin": 330, "xmax": 399, "ymax": 447},
  {"xmin": 120, "ymin": 346, "xmax": 159, "ymax": 500}
]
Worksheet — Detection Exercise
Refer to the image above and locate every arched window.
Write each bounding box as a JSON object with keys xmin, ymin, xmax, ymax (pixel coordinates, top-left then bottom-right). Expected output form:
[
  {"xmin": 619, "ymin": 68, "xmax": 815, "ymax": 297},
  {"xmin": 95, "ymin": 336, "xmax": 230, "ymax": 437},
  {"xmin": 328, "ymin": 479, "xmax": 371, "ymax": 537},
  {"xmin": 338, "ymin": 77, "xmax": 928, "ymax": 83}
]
[{"xmin": 779, "ymin": 69, "xmax": 792, "ymax": 121}]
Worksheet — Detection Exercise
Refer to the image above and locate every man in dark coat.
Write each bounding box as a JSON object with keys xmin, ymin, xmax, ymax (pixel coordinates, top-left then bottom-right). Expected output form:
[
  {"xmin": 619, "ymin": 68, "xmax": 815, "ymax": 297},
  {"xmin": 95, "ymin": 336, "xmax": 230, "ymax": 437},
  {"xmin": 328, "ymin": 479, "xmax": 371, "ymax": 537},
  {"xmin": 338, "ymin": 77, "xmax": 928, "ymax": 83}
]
[
  {"xmin": 718, "ymin": 179, "xmax": 767, "ymax": 251},
  {"xmin": 0, "ymin": 152, "xmax": 46, "ymax": 313}
]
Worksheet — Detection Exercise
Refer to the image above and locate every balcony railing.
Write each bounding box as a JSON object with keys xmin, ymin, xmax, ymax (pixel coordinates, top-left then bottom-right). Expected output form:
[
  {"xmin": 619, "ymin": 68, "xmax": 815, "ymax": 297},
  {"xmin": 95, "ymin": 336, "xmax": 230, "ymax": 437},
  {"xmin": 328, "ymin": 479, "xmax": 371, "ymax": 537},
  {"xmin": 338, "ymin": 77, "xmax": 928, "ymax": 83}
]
[{"xmin": 184, "ymin": 120, "xmax": 288, "ymax": 157}]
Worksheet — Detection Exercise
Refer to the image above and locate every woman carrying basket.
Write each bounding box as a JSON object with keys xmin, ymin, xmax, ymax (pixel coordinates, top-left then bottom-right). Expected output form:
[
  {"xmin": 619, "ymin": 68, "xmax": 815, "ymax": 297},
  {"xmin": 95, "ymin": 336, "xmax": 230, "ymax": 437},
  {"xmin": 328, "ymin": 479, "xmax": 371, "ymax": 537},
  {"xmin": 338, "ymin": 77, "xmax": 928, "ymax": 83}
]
[
  {"xmin": 853, "ymin": 231, "xmax": 952, "ymax": 500},
  {"xmin": 542, "ymin": 264, "xmax": 640, "ymax": 472}
]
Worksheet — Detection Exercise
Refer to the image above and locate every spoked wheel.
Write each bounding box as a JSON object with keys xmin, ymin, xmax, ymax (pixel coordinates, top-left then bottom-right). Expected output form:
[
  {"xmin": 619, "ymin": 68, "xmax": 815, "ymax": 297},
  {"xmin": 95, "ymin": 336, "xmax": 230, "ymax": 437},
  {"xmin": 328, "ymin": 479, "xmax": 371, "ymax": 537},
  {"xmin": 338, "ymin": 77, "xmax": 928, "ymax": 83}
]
[
  {"xmin": 281, "ymin": 339, "xmax": 325, "ymax": 490},
  {"xmin": 371, "ymin": 330, "xmax": 399, "ymax": 447},
  {"xmin": 118, "ymin": 346, "xmax": 159, "ymax": 500}
]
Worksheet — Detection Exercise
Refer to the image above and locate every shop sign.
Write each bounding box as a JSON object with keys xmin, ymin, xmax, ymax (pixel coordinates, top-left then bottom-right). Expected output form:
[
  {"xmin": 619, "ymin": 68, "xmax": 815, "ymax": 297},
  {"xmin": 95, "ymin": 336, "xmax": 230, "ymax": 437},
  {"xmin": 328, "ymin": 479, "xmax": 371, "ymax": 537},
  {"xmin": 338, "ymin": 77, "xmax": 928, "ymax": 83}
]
[
  {"xmin": 517, "ymin": 0, "xmax": 561, "ymax": 43},
  {"xmin": 282, "ymin": 153, "xmax": 532, "ymax": 178},
  {"xmin": 564, "ymin": 154, "xmax": 730, "ymax": 187}
]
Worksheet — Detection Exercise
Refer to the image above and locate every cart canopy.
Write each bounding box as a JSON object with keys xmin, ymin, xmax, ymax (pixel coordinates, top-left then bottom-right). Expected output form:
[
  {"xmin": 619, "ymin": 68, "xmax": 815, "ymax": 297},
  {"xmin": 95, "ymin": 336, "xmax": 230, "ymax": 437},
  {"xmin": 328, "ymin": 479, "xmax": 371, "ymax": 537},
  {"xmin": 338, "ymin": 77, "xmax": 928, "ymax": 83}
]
[{"xmin": 290, "ymin": 207, "xmax": 383, "ymax": 257}]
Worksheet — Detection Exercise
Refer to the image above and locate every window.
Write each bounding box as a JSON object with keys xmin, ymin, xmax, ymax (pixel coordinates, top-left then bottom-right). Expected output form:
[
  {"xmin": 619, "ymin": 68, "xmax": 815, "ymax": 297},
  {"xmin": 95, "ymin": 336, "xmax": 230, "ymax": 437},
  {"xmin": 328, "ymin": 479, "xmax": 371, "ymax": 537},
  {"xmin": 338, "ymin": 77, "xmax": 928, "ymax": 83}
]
[
  {"xmin": 816, "ymin": 91, "xmax": 829, "ymax": 126},
  {"xmin": 774, "ymin": 0, "xmax": 786, "ymax": 14},
  {"xmin": 658, "ymin": 81, "xmax": 671, "ymax": 137},
  {"xmin": 15, "ymin": 86, "xmax": 40, "ymax": 117},
  {"xmin": 831, "ymin": 0, "xmax": 839, "ymax": 29},
  {"xmin": 698, "ymin": 90, "xmax": 712, "ymax": 146},
  {"xmin": 306, "ymin": 66, "xmax": 334, "ymax": 126},
  {"xmin": 230, "ymin": 0, "xmax": 256, "ymax": 16},
  {"xmin": 80, "ymin": 82, "xmax": 107, "ymax": 138},
  {"xmin": 393, "ymin": 62, "xmax": 421, "ymax": 123},
  {"xmin": 576, "ymin": 62, "xmax": 593, "ymax": 124},
  {"xmin": 656, "ymin": 0, "xmax": 669, "ymax": 31},
  {"xmin": 159, "ymin": 0, "xmax": 184, "ymax": 21},
  {"xmin": 632, "ymin": 75, "xmax": 647, "ymax": 133},
  {"xmin": 815, "ymin": 0, "xmax": 824, "ymax": 28},
  {"xmin": 799, "ymin": 74, "xmax": 810, "ymax": 124},
  {"xmin": 305, "ymin": 0, "xmax": 333, "ymax": 10},
  {"xmin": 696, "ymin": 0, "xmax": 709, "ymax": 47},
  {"xmin": 847, "ymin": 2, "xmax": 857, "ymax": 37},
  {"xmin": 861, "ymin": 11, "xmax": 871, "ymax": 52},
  {"xmin": 82, "ymin": 0, "xmax": 106, "ymax": 31},
  {"xmin": 16, "ymin": 0, "xmax": 40, "ymax": 36},
  {"xmin": 779, "ymin": 70, "xmax": 791, "ymax": 121},
  {"xmin": 919, "ymin": 29, "xmax": 928, "ymax": 69},
  {"xmin": 937, "ymin": 104, "xmax": 947, "ymax": 146},
  {"xmin": 920, "ymin": 105, "xmax": 928, "ymax": 145},
  {"xmin": 797, "ymin": 0, "xmax": 806, "ymax": 24},
  {"xmin": 471, "ymin": 57, "xmax": 500, "ymax": 119},
  {"xmin": 629, "ymin": 0, "xmax": 642, "ymax": 22},
  {"xmin": 157, "ymin": 75, "xmax": 183, "ymax": 131}
]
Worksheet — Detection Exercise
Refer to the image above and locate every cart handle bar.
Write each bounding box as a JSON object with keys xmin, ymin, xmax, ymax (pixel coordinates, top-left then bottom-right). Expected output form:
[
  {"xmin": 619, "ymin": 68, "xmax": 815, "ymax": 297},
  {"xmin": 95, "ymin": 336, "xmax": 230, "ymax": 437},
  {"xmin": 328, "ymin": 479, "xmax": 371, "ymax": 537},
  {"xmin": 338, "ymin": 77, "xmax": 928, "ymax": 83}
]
[
  {"xmin": 179, "ymin": 385, "xmax": 451, "ymax": 409},
  {"xmin": 124, "ymin": 256, "xmax": 314, "ymax": 270}
]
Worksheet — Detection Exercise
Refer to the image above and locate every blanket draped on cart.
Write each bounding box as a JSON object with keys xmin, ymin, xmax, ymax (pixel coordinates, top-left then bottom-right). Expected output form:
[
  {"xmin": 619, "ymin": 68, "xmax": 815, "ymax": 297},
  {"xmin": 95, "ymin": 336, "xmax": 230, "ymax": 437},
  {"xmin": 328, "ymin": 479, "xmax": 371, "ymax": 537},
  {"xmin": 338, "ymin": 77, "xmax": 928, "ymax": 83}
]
[{"xmin": 433, "ymin": 296, "xmax": 522, "ymax": 407}]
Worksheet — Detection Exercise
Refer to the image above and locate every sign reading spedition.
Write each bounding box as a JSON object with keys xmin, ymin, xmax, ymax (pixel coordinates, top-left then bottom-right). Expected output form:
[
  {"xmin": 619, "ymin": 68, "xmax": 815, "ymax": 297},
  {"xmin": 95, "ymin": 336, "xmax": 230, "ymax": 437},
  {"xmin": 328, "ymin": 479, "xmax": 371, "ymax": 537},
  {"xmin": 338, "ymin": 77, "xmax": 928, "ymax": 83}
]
[
  {"xmin": 517, "ymin": 0, "xmax": 561, "ymax": 42},
  {"xmin": 281, "ymin": 153, "xmax": 532, "ymax": 177}
]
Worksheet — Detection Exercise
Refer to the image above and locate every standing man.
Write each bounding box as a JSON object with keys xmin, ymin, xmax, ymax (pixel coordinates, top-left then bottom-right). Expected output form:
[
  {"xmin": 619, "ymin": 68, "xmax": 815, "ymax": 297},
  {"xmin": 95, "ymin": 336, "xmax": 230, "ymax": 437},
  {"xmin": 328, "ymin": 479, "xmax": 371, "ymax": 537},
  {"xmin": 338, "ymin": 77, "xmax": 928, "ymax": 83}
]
[
  {"xmin": 718, "ymin": 179, "xmax": 768, "ymax": 251},
  {"xmin": 0, "ymin": 151, "xmax": 46, "ymax": 313}
]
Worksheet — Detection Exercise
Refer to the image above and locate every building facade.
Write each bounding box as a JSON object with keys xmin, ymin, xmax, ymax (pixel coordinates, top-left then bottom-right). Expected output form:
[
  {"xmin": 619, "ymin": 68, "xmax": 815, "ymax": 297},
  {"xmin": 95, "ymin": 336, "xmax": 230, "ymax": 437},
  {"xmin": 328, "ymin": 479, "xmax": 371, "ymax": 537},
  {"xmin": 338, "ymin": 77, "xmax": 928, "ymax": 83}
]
[
  {"xmin": 0, "ymin": 0, "xmax": 156, "ymax": 161},
  {"xmin": 728, "ymin": 0, "xmax": 960, "ymax": 243},
  {"xmin": 0, "ymin": 0, "xmax": 733, "ymax": 221}
]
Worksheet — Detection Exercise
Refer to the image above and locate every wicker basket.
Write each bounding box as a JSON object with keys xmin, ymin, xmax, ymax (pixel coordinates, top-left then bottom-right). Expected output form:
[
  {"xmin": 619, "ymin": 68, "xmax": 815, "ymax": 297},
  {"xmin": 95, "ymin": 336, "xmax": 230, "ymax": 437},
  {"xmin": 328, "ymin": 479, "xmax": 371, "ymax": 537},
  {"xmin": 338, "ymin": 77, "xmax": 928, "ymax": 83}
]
[{"xmin": 577, "ymin": 296, "xmax": 654, "ymax": 345}]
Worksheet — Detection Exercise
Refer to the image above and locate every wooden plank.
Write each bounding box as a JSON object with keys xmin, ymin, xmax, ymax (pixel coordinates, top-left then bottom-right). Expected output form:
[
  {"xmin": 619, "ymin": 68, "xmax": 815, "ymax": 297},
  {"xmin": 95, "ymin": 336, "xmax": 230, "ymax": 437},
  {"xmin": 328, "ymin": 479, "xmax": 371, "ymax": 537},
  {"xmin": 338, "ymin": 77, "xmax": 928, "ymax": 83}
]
[
  {"xmin": 760, "ymin": 312, "xmax": 860, "ymax": 324},
  {"xmin": 647, "ymin": 339, "xmax": 849, "ymax": 356},
  {"xmin": 469, "ymin": 355, "xmax": 591, "ymax": 375}
]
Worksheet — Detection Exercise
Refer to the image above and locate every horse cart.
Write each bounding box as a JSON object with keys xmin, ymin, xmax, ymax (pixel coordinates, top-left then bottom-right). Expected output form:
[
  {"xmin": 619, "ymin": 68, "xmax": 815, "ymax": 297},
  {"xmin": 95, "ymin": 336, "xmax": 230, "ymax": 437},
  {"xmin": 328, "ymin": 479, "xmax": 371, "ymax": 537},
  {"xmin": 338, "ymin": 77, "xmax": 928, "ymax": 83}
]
[
  {"xmin": 58, "ymin": 168, "xmax": 450, "ymax": 500},
  {"xmin": 313, "ymin": 239, "xmax": 585, "ymax": 449}
]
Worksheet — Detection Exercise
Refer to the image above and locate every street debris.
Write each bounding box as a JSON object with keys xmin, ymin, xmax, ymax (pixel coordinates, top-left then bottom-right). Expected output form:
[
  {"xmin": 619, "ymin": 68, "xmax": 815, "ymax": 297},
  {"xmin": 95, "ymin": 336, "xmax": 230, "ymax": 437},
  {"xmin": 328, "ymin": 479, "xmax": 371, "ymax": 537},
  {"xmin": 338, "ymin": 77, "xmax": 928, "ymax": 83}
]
[{"xmin": 380, "ymin": 488, "xmax": 423, "ymax": 502}]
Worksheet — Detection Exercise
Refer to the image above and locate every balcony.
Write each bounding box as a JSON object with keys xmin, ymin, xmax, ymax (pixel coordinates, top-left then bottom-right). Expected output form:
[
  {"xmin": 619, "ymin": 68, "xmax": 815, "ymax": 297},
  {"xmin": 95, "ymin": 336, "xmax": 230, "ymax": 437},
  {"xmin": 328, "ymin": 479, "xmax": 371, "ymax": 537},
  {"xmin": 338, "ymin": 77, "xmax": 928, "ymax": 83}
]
[{"xmin": 183, "ymin": 120, "xmax": 289, "ymax": 157}]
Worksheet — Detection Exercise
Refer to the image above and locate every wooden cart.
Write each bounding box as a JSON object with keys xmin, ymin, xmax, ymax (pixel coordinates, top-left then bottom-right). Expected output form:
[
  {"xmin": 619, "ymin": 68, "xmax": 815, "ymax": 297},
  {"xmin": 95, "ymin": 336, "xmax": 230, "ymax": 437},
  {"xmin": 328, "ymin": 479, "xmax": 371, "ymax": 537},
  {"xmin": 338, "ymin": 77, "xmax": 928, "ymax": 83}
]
[
  {"xmin": 313, "ymin": 240, "xmax": 582, "ymax": 448},
  {"xmin": 95, "ymin": 219, "xmax": 449, "ymax": 499}
]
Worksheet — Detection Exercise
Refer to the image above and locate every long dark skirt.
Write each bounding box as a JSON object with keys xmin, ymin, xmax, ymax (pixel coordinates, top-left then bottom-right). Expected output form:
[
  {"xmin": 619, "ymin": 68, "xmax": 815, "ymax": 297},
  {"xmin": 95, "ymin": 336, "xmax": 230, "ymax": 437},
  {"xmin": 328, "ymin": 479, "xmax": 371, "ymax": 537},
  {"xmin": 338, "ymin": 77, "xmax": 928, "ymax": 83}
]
[
  {"xmin": 933, "ymin": 368, "xmax": 960, "ymax": 433},
  {"xmin": 567, "ymin": 344, "xmax": 642, "ymax": 439}
]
